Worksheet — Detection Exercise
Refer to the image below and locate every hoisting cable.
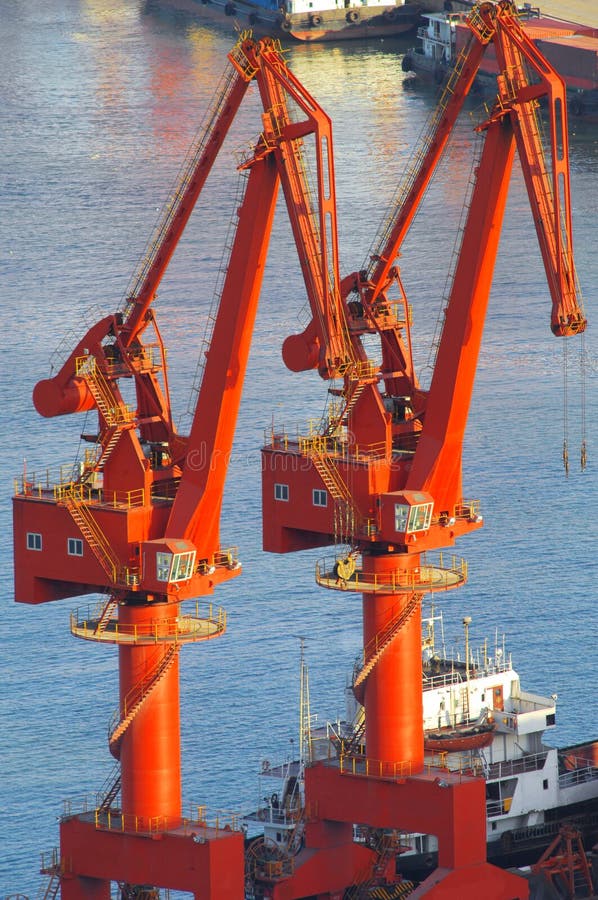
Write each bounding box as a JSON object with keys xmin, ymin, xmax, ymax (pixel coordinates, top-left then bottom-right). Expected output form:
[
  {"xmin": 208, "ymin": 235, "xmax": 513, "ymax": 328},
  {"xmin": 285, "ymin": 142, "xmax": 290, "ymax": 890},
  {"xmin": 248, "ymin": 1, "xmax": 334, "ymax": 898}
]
[
  {"xmin": 563, "ymin": 338, "xmax": 569, "ymax": 477},
  {"xmin": 580, "ymin": 332, "xmax": 587, "ymax": 472}
]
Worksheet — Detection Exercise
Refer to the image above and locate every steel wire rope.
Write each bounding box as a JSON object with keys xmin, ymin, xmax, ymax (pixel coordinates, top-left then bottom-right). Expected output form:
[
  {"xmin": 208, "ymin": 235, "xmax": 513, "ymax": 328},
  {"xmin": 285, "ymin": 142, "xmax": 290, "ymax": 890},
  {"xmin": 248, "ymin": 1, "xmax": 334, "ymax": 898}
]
[{"xmin": 420, "ymin": 109, "xmax": 485, "ymax": 390}]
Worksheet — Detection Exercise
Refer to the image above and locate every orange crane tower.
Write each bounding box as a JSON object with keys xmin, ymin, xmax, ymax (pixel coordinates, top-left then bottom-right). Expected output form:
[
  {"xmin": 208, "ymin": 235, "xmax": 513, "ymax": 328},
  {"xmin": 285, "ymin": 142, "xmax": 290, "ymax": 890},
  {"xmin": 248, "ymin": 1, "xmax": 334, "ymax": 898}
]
[
  {"xmin": 259, "ymin": 2, "xmax": 586, "ymax": 897},
  {"xmin": 11, "ymin": 36, "xmax": 360, "ymax": 900}
]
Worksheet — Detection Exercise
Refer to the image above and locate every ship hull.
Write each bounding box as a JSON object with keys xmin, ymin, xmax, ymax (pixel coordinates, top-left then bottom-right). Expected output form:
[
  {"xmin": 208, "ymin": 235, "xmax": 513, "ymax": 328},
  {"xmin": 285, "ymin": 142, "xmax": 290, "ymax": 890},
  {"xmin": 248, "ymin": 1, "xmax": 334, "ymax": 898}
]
[{"xmin": 147, "ymin": 0, "xmax": 422, "ymax": 42}]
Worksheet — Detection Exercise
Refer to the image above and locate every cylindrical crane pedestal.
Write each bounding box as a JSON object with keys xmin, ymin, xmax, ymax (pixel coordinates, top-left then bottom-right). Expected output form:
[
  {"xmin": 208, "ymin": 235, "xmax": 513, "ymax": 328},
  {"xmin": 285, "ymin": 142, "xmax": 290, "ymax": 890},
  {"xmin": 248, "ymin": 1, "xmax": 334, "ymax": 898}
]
[
  {"xmin": 118, "ymin": 601, "xmax": 182, "ymax": 825},
  {"xmin": 362, "ymin": 552, "xmax": 423, "ymax": 770}
]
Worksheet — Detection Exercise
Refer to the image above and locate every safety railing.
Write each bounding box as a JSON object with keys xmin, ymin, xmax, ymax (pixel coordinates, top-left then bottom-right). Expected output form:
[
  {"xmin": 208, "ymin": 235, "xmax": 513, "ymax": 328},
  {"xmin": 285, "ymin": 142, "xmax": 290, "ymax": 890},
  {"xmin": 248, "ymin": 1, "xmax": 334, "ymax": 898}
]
[
  {"xmin": 14, "ymin": 467, "xmax": 147, "ymax": 509},
  {"xmin": 71, "ymin": 600, "xmax": 227, "ymax": 644},
  {"xmin": 264, "ymin": 426, "xmax": 387, "ymax": 464},
  {"xmin": 94, "ymin": 804, "xmax": 243, "ymax": 835},
  {"xmin": 486, "ymin": 750, "xmax": 547, "ymax": 782},
  {"xmin": 338, "ymin": 755, "xmax": 412, "ymax": 780},
  {"xmin": 316, "ymin": 551, "xmax": 467, "ymax": 593},
  {"xmin": 558, "ymin": 763, "xmax": 598, "ymax": 789}
]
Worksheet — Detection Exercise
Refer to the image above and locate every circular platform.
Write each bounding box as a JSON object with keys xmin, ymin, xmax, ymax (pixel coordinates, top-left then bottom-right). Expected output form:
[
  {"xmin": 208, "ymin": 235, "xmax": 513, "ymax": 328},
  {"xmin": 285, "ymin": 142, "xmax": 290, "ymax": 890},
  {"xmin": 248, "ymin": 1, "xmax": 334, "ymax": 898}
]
[
  {"xmin": 315, "ymin": 557, "xmax": 467, "ymax": 594},
  {"xmin": 70, "ymin": 602, "xmax": 226, "ymax": 645}
]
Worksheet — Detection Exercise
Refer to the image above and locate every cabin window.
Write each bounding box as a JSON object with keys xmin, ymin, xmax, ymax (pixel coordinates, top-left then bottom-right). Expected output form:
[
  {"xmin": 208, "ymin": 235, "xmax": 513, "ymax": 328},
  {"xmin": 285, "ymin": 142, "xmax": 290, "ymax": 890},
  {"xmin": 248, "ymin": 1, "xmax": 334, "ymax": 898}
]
[
  {"xmin": 156, "ymin": 550, "xmax": 196, "ymax": 583},
  {"xmin": 275, "ymin": 483, "xmax": 289, "ymax": 501},
  {"xmin": 170, "ymin": 551, "xmax": 195, "ymax": 582},
  {"xmin": 546, "ymin": 713, "xmax": 555, "ymax": 726},
  {"xmin": 394, "ymin": 502, "xmax": 433, "ymax": 533},
  {"xmin": 407, "ymin": 502, "xmax": 433, "ymax": 532},
  {"xmin": 313, "ymin": 489, "xmax": 327, "ymax": 507},
  {"xmin": 543, "ymin": 779, "xmax": 549, "ymax": 790},
  {"xmin": 67, "ymin": 538, "xmax": 84, "ymax": 557},
  {"xmin": 394, "ymin": 504, "xmax": 408, "ymax": 531},
  {"xmin": 156, "ymin": 552, "xmax": 172, "ymax": 581},
  {"xmin": 26, "ymin": 532, "xmax": 42, "ymax": 551}
]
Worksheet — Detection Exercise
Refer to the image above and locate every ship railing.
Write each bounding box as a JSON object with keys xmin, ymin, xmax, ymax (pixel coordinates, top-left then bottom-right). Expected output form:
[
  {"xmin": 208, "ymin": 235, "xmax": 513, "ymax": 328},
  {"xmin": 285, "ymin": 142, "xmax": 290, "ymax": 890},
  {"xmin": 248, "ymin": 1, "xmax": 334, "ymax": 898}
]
[
  {"xmin": 485, "ymin": 750, "xmax": 548, "ymax": 782},
  {"xmin": 487, "ymin": 798, "xmax": 511, "ymax": 818},
  {"xmin": 252, "ymin": 805, "xmax": 300, "ymax": 827},
  {"xmin": 512, "ymin": 690, "xmax": 555, "ymax": 713},
  {"xmin": 558, "ymin": 764, "xmax": 598, "ymax": 789}
]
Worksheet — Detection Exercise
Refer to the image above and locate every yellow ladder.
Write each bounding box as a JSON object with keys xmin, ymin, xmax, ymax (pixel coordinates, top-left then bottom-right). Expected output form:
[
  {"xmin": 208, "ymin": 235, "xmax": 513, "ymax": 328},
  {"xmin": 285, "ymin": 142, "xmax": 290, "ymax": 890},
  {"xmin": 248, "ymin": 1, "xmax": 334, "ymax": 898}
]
[
  {"xmin": 94, "ymin": 594, "xmax": 119, "ymax": 636},
  {"xmin": 61, "ymin": 489, "xmax": 120, "ymax": 583},
  {"xmin": 76, "ymin": 355, "xmax": 132, "ymax": 427}
]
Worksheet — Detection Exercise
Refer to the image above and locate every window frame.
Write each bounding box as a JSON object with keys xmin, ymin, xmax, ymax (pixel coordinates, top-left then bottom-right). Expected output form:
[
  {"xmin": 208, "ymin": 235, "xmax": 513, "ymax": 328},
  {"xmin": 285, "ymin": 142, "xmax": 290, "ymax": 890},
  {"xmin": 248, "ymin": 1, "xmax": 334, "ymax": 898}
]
[
  {"xmin": 274, "ymin": 483, "xmax": 289, "ymax": 502},
  {"xmin": 26, "ymin": 531, "xmax": 42, "ymax": 551},
  {"xmin": 67, "ymin": 537, "xmax": 84, "ymax": 557}
]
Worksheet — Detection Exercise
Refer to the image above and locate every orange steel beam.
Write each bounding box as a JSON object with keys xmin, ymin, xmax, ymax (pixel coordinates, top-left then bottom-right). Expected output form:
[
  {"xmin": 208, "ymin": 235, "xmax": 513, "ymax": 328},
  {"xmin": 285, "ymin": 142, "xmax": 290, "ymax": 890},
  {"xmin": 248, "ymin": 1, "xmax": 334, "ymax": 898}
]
[
  {"xmin": 166, "ymin": 155, "xmax": 280, "ymax": 554},
  {"xmin": 360, "ymin": 14, "xmax": 489, "ymax": 304},
  {"xmin": 255, "ymin": 45, "xmax": 353, "ymax": 379},
  {"xmin": 405, "ymin": 118, "xmax": 515, "ymax": 510},
  {"xmin": 59, "ymin": 816, "xmax": 245, "ymax": 899},
  {"xmin": 491, "ymin": 2, "xmax": 584, "ymax": 336}
]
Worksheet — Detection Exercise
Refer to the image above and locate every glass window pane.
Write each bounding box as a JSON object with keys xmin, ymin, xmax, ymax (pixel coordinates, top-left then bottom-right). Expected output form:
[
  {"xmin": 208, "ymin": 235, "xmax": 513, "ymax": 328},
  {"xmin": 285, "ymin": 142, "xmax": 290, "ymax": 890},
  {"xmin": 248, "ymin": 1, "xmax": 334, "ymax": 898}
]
[
  {"xmin": 395, "ymin": 504, "xmax": 408, "ymax": 532},
  {"xmin": 156, "ymin": 552, "xmax": 172, "ymax": 581}
]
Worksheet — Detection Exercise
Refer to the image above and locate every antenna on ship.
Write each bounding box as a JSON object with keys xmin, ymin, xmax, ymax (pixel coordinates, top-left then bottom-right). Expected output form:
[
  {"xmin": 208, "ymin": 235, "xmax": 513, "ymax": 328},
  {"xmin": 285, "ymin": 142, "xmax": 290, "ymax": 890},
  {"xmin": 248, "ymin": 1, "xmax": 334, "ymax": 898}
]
[
  {"xmin": 298, "ymin": 637, "xmax": 313, "ymax": 772},
  {"xmin": 463, "ymin": 616, "xmax": 472, "ymax": 681}
]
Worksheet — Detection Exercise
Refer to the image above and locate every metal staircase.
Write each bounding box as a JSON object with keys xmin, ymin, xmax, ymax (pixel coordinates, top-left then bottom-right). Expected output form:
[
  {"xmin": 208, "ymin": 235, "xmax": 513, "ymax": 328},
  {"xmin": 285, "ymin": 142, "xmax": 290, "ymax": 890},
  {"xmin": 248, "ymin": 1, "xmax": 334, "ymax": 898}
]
[
  {"xmin": 37, "ymin": 850, "xmax": 61, "ymax": 900},
  {"xmin": 94, "ymin": 594, "xmax": 119, "ymax": 636},
  {"xmin": 97, "ymin": 763, "xmax": 122, "ymax": 814},
  {"xmin": 353, "ymin": 594, "xmax": 420, "ymax": 705},
  {"xmin": 61, "ymin": 489, "xmax": 121, "ymax": 583},
  {"xmin": 109, "ymin": 645, "xmax": 180, "ymax": 759},
  {"xmin": 344, "ymin": 829, "xmax": 415, "ymax": 900},
  {"xmin": 75, "ymin": 354, "xmax": 135, "ymax": 471}
]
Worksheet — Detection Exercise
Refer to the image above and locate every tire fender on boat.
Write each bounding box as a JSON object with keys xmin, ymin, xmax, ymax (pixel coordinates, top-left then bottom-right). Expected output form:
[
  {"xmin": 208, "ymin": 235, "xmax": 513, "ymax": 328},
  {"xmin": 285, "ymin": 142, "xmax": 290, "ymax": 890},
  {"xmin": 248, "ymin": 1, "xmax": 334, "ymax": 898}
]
[
  {"xmin": 434, "ymin": 63, "xmax": 445, "ymax": 84},
  {"xmin": 310, "ymin": 13, "xmax": 322, "ymax": 25},
  {"xmin": 224, "ymin": 2, "xmax": 236, "ymax": 14},
  {"xmin": 346, "ymin": 9, "xmax": 359, "ymax": 22},
  {"xmin": 402, "ymin": 54, "xmax": 413, "ymax": 73}
]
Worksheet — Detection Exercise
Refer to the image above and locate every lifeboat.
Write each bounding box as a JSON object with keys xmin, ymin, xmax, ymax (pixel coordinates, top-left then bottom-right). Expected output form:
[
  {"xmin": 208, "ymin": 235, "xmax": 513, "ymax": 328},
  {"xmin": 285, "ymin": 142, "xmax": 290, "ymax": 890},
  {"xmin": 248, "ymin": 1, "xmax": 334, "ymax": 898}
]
[{"xmin": 424, "ymin": 711, "xmax": 496, "ymax": 753}]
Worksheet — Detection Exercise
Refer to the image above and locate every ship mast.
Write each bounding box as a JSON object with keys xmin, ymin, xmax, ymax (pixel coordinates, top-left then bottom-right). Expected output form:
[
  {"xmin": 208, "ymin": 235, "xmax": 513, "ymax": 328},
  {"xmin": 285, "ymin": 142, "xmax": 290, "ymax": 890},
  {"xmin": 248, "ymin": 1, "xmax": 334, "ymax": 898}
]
[{"xmin": 299, "ymin": 638, "xmax": 313, "ymax": 773}]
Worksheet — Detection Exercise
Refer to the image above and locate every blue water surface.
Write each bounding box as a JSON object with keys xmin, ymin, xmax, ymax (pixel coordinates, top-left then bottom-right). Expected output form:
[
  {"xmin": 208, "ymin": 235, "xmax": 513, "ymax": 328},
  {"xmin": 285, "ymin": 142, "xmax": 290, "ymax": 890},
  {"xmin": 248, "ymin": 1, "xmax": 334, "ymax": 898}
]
[{"xmin": 1, "ymin": 2, "xmax": 596, "ymax": 894}]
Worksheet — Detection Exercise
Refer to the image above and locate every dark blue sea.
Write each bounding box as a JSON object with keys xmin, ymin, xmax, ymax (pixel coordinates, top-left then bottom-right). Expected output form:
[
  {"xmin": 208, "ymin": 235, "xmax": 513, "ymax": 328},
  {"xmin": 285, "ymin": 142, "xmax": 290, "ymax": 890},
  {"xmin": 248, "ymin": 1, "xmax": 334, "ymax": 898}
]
[{"xmin": 1, "ymin": 2, "xmax": 596, "ymax": 895}]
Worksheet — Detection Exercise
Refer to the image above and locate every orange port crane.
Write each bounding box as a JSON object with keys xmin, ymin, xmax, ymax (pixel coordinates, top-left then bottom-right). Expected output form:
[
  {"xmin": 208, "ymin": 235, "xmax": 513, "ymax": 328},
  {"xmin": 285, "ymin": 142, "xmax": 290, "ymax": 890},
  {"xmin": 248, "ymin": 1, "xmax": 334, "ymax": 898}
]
[
  {"xmin": 257, "ymin": 2, "xmax": 586, "ymax": 898},
  {"xmin": 11, "ymin": 36, "xmax": 368, "ymax": 900}
]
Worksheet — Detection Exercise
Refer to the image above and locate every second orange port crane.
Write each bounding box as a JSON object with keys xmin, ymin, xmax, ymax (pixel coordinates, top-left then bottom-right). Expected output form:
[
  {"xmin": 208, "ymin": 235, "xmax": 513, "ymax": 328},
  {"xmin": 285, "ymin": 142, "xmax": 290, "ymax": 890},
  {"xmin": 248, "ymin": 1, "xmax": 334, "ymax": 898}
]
[{"xmin": 259, "ymin": 1, "xmax": 585, "ymax": 897}]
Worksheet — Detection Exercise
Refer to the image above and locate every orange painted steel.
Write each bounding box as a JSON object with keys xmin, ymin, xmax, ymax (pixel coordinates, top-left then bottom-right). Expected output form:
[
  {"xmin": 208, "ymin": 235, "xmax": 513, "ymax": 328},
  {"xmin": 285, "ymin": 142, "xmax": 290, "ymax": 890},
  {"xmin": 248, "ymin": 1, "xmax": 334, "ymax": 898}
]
[
  {"xmin": 13, "ymin": 36, "xmax": 345, "ymax": 898},
  {"xmin": 12, "ymin": 9, "xmax": 587, "ymax": 897},
  {"xmin": 117, "ymin": 602, "xmax": 182, "ymax": 823},
  {"xmin": 361, "ymin": 554, "xmax": 424, "ymax": 768}
]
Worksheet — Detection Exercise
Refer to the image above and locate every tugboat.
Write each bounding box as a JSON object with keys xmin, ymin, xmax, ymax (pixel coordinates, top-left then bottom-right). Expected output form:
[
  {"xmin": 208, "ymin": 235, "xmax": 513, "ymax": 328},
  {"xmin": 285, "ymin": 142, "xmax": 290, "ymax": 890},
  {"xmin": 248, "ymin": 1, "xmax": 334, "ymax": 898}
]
[
  {"xmin": 147, "ymin": 0, "xmax": 423, "ymax": 43},
  {"xmin": 401, "ymin": 4, "xmax": 598, "ymax": 115},
  {"xmin": 245, "ymin": 612, "xmax": 598, "ymax": 889}
]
